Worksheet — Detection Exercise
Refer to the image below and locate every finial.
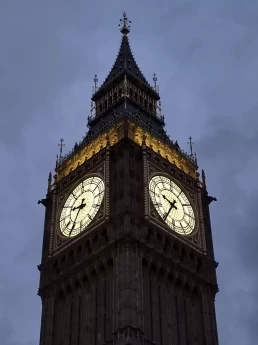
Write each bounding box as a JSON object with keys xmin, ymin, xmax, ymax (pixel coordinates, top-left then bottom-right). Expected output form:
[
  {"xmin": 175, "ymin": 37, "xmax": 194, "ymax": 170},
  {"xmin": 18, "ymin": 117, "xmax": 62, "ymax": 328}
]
[
  {"xmin": 187, "ymin": 136, "xmax": 194, "ymax": 156},
  {"xmin": 153, "ymin": 73, "xmax": 157, "ymax": 87},
  {"xmin": 152, "ymin": 73, "xmax": 159, "ymax": 93},
  {"xmin": 119, "ymin": 12, "xmax": 131, "ymax": 35},
  {"xmin": 58, "ymin": 138, "xmax": 65, "ymax": 160},
  {"xmin": 93, "ymin": 74, "xmax": 98, "ymax": 93}
]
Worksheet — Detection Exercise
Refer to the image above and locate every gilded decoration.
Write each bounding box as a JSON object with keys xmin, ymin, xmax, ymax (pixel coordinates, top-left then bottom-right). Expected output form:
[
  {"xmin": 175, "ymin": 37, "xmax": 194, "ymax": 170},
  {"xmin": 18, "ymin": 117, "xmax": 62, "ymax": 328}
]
[
  {"xmin": 56, "ymin": 119, "xmax": 197, "ymax": 182},
  {"xmin": 56, "ymin": 122, "xmax": 123, "ymax": 182},
  {"xmin": 129, "ymin": 122, "xmax": 197, "ymax": 179}
]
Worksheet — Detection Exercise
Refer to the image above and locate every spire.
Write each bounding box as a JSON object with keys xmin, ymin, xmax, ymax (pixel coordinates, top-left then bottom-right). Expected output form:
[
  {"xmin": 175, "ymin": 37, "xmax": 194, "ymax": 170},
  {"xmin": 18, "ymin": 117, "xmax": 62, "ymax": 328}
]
[{"xmin": 92, "ymin": 12, "xmax": 159, "ymax": 101}]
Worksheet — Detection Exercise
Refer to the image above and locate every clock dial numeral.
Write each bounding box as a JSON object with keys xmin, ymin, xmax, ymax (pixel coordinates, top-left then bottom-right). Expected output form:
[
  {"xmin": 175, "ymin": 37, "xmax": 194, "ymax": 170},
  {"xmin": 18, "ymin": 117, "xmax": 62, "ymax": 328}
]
[
  {"xmin": 60, "ymin": 214, "xmax": 70, "ymax": 223},
  {"xmin": 72, "ymin": 191, "xmax": 77, "ymax": 199},
  {"xmin": 59, "ymin": 176, "xmax": 105, "ymax": 238},
  {"xmin": 149, "ymin": 175, "xmax": 196, "ymax": 235}
]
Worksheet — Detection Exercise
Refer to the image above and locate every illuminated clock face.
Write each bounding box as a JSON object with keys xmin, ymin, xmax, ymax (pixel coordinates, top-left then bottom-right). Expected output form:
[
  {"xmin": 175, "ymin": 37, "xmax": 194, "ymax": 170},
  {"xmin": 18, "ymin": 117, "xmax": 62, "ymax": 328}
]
[
  {"xmin": 59, "ymin": 176, "xmax": 105, "ymax": 237},
  {"xmin": 149, "ymin": 175, "xmax": 196, "ymax": 235}
]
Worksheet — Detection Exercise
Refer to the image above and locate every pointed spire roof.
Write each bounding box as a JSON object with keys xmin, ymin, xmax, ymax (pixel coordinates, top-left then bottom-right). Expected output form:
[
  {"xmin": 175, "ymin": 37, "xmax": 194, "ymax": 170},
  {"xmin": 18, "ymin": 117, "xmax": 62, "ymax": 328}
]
[{"xmin": 92, "ymin": 12, "xmax": 159, "ymax": 101}]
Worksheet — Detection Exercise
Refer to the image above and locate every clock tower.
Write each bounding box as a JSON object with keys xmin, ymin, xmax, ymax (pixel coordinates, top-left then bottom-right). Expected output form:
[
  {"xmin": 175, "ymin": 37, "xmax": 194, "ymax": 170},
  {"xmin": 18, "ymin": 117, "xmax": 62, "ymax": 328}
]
[{"xmin": 38, "ymin": 13, "xmax": 219, "ymax": 345}]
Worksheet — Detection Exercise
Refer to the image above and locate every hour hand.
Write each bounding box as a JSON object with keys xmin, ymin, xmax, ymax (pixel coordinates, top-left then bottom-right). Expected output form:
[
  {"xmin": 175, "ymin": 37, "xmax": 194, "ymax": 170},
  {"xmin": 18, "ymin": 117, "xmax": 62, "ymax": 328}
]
[
  {"xmin": 162, "ymin": 194, "xmax": 177, "ymax": 210},
  {"xmin": 162, "ymin": 194, "xmax": 172, "ymax": 205},
  {"xmin": 72, "ymin": 205, "xmax": 80, "ymax": 211},
  {"xmin": 72, "ymin": 199, "xmax": 86, "ymax": 211}
]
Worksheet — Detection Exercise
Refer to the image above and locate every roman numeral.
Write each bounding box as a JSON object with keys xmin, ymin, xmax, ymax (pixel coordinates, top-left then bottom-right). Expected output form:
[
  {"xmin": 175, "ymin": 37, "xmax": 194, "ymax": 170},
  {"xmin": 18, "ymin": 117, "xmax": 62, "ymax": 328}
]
[{"xmin": 60, "ymin": 214, "xmax": 70, "ymax": 222}]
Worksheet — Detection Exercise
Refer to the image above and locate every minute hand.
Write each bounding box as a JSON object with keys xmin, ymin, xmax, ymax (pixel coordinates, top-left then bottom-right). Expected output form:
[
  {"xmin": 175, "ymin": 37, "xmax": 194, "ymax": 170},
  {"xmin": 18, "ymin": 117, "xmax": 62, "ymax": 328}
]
[
  {"xmin": 163, "ymin": 204, "xmax": 173, "ymax": 221},
  {"xmin": 69, "ymin": 199, "xmax": 85, "ymax": 236}
]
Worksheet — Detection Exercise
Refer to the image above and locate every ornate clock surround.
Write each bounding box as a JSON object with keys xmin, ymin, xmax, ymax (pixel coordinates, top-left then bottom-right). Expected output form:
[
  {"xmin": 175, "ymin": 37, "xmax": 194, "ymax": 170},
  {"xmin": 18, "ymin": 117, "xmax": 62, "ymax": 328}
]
[
  {"xmin": 58, "ymin": 174, "xmax": 105, "ymax": 238},
  {"xmin": 144, "ymin": 149, "xmax": 206, "ymax": 250},
  {"xmin": 50, "ymin": 147, "xmax": 110, "ymax": 253},
  {"xmin": 149, "ymin": 174, "xmax": 197, "ymax": 236}
]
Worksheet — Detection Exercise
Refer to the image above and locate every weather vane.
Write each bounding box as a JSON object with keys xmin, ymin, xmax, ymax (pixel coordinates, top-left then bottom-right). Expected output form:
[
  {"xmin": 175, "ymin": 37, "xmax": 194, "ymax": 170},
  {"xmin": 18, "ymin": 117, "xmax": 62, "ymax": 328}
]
[
  {"xmin": 58, "ymin": 138, "xmax": 65, "ymax": 159},
  {"xmin": 119, "ymin": 12, "xmax": 131, "ymax": 35},
  {"xmin": 187, "ymin": 136, "xmax": 194, "ymax": 156}
]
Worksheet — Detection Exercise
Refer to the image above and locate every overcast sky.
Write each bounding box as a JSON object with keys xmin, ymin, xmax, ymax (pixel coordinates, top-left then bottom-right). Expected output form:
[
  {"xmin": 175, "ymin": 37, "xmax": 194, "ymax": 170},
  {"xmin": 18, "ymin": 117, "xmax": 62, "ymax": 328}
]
[{"xmin": 0, "ymin": 0, "xmax": 257, "ymax": 344}]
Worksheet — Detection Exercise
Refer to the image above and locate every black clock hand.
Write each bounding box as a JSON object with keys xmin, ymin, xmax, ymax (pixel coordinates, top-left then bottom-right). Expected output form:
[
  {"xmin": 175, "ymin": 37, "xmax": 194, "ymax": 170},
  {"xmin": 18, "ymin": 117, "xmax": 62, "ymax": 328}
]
[
  {"xmin": 162, "ymin": 194, "xmax": 178, "ymax": 210},
  {"xmin": 69, "ymin": 199, "xmax": 85, "ymax": 236},
  {"xmin": 163, "ymin": 204, "xmax": 173, "ymax": 221},
  {"xmin": 162, "ymin": 194, "xmax": 171, "ymax": 205},
  {"xmin": 72, "ymin": 202, "xmax": 86, "ymax": 211},
  {"xmin": 170, "ymin": 199, "xmax": 177, "ymax": 210}
]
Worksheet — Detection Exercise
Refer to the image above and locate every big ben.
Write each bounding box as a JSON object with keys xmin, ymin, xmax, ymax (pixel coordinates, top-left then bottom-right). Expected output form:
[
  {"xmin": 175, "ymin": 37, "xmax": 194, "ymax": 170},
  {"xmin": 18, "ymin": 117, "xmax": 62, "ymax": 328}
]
[{"xmin": 38, "ymin": 13, "xmax": 219, "ymax": 345}]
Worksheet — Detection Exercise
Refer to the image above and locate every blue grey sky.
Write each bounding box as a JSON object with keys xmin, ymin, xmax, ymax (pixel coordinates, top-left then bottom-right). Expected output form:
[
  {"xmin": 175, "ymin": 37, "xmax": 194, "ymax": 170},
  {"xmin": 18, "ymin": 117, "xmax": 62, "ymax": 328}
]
[{"xmin": 0, "ymin": 1, "xmax": 257, "ymax": 344}]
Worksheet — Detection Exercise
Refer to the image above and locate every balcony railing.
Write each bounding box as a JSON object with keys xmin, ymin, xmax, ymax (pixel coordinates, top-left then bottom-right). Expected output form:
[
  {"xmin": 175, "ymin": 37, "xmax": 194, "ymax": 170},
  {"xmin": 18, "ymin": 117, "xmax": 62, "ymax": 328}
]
[{"xmin": 88, "ymin": 97, "xmax": 164, "ymax": 125}]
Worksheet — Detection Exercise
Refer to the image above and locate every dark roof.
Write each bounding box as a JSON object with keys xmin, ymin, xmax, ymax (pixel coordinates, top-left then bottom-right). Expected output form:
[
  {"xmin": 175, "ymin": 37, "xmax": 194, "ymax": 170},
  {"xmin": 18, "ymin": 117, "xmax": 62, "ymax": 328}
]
[
  {"xmin": 92, "ymin": 33, "xmax": 159, "ymax": 101},
  {"xmin": 104, "ymin": 34, "xmax": 149, "ymax": 86}
]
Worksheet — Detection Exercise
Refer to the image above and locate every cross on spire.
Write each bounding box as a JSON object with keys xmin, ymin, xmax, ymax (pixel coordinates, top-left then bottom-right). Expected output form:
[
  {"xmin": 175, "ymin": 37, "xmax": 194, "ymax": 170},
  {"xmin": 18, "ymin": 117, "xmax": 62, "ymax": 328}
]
[
  {"xmin": 119, "ymin": 12, "xmax": 131, "ymax": 35},
  {"xmin": 58, "ymin": 138, "xmax": 65, "ymax": 159},
  {"xmin": 187, "ymin": 136, "xmax": 194, "ymax": 156}
]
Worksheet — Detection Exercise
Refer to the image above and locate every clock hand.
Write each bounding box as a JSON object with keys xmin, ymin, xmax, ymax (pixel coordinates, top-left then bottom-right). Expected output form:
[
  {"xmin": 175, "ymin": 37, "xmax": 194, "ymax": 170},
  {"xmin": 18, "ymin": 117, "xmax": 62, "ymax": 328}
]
[
  {"xmin": 162, "ymin": 194, "xmax": 171, "ymax": 204},
  {"xmin": 69, "ymin": 199, "xmax": 85, "ymax": 236},
  {"xmin": 163, "ymin": 204, "xmax": 173, "ymax": 221},
  {"xmin": 162, "ymin": 194, "xmax": 178, "ymax": 210},
  {"xmin": 170, "ymin": 199, "xmax": 177, "ymax": 210},
  {"xmin": 72, "ymin": 200, "xmax": 86, "ymax": 211}
]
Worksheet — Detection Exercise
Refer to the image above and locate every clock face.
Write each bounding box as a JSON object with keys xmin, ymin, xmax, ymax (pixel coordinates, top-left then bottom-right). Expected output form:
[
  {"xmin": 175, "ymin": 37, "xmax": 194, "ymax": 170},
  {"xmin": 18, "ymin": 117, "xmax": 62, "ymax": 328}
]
[
  {"xmin": 149, "ymin": 175, "xmax": 196, "ymax": 235},
  {"xmin": 59, "ymin": 176, "xmax": 105, "ymax": 237}
]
